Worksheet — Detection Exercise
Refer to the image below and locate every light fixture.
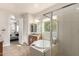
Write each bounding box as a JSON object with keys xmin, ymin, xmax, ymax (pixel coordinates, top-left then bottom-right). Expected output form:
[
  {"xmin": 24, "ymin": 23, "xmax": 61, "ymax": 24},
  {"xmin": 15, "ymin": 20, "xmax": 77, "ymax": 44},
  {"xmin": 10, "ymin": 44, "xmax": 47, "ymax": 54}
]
[
  {"xmin": 10, "ymin": 15, "xmax": 16, "ymax": 20},
  {"xmin": 53, "ymin": 15, "xmax": 57, "ymax": 20},
  {"xmin": 35, "ymin": 19, "xmax": 40, "ymax": 23},
  {"xmin": 43, "ymin": 18, "xmax": 50, "ymax": 22}
]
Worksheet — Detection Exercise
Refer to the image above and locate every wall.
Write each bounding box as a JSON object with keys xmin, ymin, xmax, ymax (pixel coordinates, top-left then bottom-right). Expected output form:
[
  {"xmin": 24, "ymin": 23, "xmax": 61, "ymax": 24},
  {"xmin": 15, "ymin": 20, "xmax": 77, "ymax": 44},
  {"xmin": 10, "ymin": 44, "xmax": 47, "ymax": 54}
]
[
  {"xmin": 22, "ymin": 14, "xmax": 29, "ymax": 45},
  {"xmin": 56, "ymin": 4, "xmax": 79, "ymax": 55},
  {"xmin": 34, "ymin": 3, "xmax": 69, "ymax": 17},
  {"xmin": 23, "ymin": 14, "xmax": 34, "ymax": 45},
  {"xmin": 16, "ymin": 14, "xmax": 34, "ymax": 45},
  {"xmin": 0, "ymin": 10, "xmax": 13, "ymax": 47}
]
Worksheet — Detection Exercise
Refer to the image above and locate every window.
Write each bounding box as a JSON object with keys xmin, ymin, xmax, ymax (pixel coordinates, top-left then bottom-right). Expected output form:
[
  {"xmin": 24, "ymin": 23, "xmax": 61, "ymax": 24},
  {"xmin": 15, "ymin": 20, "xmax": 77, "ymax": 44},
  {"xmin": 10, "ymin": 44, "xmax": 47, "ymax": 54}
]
[
  {"xmin": 44, "ymin": 20, "xmax": 57, "ymax": 32},
  {"xmin": 43, "ymin": 19, "xmax": 58, "ymax": 40},
  {"xmin": 30, "ymin": 24, "xmax": 37, "ymax": 32}
]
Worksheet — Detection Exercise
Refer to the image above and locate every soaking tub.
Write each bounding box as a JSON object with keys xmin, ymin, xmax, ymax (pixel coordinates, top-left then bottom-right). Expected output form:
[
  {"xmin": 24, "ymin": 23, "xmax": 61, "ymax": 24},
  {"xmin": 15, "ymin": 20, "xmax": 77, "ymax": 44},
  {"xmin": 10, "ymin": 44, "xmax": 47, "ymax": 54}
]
[{"xmin": 30, "ymin": 40, "xmax": 55, "ymax": 56}]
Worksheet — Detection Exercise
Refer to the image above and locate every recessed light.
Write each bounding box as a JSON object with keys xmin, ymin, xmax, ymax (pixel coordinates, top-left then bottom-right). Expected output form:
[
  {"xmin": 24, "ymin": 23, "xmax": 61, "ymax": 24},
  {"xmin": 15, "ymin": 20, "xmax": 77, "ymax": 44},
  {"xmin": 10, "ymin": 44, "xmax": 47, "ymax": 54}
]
[
  {"xmin": 53, "ymin": 15, "xmax": 57, "ymax": 20},
  {"xmin": 43, "ymin": 18, "xmax": 50, "ymax": 22},
  {"xmin": 10, "ymin": 15, "xmax": 16, "ymax": 19},
  {"xmin": 35, "ymin": 19, "xmax": 40, "ymax": 23}
]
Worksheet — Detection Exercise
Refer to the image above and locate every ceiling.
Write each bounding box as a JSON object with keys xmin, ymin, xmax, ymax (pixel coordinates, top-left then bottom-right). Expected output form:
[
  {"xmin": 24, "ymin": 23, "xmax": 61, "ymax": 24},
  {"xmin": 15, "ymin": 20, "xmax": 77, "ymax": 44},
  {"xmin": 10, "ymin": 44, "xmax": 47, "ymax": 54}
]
[{"xmin": 0, "ymin": 3, "xmax": 56, "ymax": 14}]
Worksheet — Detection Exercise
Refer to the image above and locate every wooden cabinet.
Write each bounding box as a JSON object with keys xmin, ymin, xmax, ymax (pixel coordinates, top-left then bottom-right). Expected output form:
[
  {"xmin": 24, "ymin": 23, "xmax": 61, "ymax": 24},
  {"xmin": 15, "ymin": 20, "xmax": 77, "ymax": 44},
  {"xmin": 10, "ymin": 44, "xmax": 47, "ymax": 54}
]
[
  {"xmin": 28, "ymin": 35, "xmax": 37, "ymax": 45},
  {"xmin": 28, "ymin": 34, "xmax": 42, "ymax": 45},
  {"xmin": 0, "ymin": 41, "xmax": 3, "ymax": 56}
]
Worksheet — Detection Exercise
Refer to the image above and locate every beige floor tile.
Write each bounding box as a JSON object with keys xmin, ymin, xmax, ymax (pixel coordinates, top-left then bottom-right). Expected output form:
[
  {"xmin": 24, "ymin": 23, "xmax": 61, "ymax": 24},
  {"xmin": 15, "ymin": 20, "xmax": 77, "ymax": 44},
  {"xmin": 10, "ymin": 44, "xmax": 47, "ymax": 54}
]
[{"xmin": 3, "ymin": 41, "xmax": 31, "ymax": 56}]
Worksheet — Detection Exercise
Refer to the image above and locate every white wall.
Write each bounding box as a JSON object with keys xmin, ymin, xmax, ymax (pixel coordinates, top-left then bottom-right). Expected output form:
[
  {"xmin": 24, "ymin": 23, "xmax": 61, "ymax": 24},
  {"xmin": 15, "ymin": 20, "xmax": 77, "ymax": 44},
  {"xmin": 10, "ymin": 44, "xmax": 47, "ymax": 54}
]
[
  {"xmin": 15, "ymin": 14, "xmax": 26, "ymax": 44},
  {"xmin": 16, "ymin": 14, "xmax": 34, "ymax": 45},
  {"xmin": 0, "ymin": 10, "xmax": 13, "ymax": 47},
  {"xmin": 18, "ymin": 17, "xmax": 24, "ymax": 44},
  {"xmin": 57, "ymin": 4, "xmax": 79, "ymax": 55},
  {"xmin": 22, "ymin": 14, "xmax": 29, "ymax": 45}
]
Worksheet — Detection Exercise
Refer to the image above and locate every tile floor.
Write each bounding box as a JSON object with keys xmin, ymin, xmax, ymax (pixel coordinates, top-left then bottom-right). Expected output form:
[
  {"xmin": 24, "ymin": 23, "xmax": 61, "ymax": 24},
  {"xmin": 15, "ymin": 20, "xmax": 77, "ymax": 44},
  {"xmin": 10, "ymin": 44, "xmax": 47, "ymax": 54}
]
[
  {"xmin": 3, "ymin": 41, "xmax": 59, "ymax": 56},
  {"xmin": 3, "ymin": 41, "xmax": 31, "ymax": 56}
]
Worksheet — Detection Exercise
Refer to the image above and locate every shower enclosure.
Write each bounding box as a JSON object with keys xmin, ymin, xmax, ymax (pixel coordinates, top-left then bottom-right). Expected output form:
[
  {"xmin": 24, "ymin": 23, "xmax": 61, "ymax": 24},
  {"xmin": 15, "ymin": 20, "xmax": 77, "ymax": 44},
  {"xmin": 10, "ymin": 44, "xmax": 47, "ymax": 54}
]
[
  {"xmin": 30, "ymin": 11, "xmax": 58, "ymax": 56},
  {"xmin": 30, "ymin": 3, "xmax": 79, "ymax": 56}
]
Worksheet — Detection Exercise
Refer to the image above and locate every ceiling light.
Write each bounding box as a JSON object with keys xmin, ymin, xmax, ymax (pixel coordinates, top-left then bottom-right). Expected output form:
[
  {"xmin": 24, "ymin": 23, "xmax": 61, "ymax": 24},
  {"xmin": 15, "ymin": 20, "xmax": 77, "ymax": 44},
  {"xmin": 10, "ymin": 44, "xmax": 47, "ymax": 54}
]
[
  {"xmin": 9, "ymin": 15, "xmax": 16, "ymax": 20},
  {"xmin": 35, "ymin": 19, "xmax": 40, "ymax": 23},
  {"xmin": 53, "ymin": 15, "xmax": 57, "ymax": 20},
  {"xmin": 43, "ymin": 18, "xmax": 50, "ymax": 22}
]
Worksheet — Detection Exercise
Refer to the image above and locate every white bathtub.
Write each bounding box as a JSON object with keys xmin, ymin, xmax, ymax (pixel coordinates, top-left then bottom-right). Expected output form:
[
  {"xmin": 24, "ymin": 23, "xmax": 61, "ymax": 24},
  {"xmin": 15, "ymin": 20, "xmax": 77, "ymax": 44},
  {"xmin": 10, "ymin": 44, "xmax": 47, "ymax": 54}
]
[
  {"xmin": 31, "ymin": 40, "xmax": 50, "ymax": 49},
  {"xmin": 30, "ymin": 40, "xmax": 55, "ymax": 56}
]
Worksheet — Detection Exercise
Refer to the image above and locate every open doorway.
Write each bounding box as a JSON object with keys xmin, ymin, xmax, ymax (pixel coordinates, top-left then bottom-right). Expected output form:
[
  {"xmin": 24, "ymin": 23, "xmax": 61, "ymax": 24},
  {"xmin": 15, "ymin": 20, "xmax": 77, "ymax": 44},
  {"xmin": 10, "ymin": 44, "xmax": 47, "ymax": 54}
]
[{"xmin": 9, "ymin": 15, "xmax": 19, "ymax": 45}]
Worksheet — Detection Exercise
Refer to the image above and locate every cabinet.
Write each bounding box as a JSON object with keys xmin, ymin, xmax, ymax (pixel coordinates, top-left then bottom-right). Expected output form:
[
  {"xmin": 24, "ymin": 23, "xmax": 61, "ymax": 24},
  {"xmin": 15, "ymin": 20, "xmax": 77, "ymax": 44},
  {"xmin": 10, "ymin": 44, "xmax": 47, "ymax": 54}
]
[
  {"xmin": 0, "ymin": 41, "xmax": 3, "ymax": 56},
  {"xmin": 28, "ymin": 34, "xmax": 42, "ymax": 45}
]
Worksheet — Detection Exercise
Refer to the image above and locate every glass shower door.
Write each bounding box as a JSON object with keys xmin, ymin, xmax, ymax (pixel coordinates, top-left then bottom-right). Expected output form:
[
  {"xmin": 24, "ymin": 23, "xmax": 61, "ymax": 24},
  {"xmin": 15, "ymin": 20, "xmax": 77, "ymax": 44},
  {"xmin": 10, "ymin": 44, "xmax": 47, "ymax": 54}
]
[
  {"xmin": 30, "ymin": 16, "xmax": 51, "ymax": 56},
  {"xmin": 41, "ymin": 15, "xmax": 51, "ymax": 56},
  {"xmin": 42, "ymin": 12, "xmax": 58, "ymax": 56},
  {"xmin": 30, "ymin": 12, "xmax": 58, "ymax": 56}
]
